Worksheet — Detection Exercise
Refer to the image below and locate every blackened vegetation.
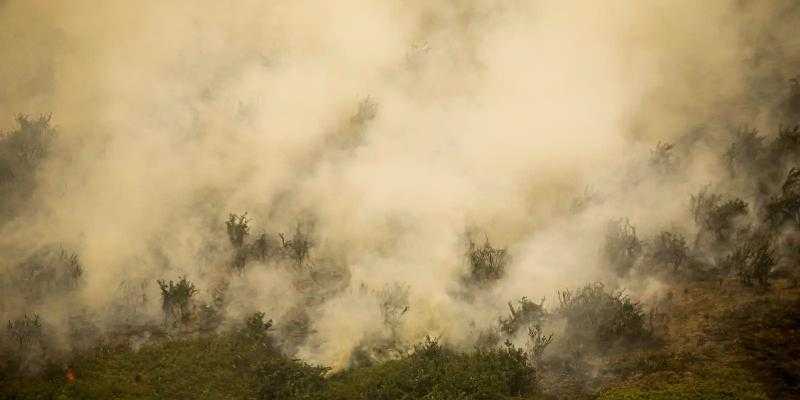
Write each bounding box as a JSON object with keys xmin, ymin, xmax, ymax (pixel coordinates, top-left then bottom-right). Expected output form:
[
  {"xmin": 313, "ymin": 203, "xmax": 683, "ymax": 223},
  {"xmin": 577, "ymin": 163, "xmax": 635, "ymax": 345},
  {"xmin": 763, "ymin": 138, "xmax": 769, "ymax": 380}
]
[
  {"xmin": 466, "ymin": 238, "xmax": 507, "ymax": 285},
  {"xmin": 499, "ymin": 297, "xmax": 546, "ymax": 337}
]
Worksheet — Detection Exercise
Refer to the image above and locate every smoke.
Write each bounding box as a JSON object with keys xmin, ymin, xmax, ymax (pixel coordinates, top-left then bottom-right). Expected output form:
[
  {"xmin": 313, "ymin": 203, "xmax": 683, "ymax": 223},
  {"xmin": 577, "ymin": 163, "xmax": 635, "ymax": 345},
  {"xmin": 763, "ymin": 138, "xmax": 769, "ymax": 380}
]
[{"xmin": 0, "ymin": 0, "xmax": 798, "ymax": 368}]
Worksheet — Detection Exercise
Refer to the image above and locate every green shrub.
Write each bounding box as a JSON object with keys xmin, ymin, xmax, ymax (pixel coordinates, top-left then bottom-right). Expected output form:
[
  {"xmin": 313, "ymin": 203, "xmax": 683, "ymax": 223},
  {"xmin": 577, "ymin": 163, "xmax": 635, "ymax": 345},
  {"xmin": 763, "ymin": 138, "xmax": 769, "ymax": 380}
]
[
  {"xmin": 557, "ymin": 283, "xmax": 650, "ymax": 353},
  {"xmin": 157, "ymin": 276, "xmax": 198, "ymax": 325},
  {"xmin": 324, "ymin": 336, "xmax": 540, "ymax": 400}
]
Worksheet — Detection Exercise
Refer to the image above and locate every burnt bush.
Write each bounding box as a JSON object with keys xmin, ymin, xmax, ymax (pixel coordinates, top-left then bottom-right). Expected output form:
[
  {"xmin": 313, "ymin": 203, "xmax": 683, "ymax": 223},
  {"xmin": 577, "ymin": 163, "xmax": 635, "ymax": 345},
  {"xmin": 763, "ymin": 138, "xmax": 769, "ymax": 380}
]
[
  {"xmin": 466, "ymin": 239, "xmax": 507, "ymax": 285},
  {"xmin": 499, "ymin": 296, "xmax": 546, "ymax": 337},
  {"xmin": 602, "ymin": 219, "xmax": 642, "ymax": 276}
]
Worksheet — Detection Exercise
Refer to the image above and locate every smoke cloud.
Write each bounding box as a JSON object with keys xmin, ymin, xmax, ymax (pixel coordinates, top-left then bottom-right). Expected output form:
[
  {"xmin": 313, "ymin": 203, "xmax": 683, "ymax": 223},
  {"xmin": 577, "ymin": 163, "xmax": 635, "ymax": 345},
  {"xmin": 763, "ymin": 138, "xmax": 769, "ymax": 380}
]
[{"xmin": 0, "ymin": 0, "xmax": 798, "ymax": 368}]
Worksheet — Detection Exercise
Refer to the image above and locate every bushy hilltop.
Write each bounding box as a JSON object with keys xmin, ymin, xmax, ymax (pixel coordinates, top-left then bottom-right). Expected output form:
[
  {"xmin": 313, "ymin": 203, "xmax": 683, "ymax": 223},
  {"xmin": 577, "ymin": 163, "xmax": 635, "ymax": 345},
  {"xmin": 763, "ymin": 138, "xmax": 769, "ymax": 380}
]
[{"xmin": 1, "ymin": 80, "xmax": 800, "ymax": 399}]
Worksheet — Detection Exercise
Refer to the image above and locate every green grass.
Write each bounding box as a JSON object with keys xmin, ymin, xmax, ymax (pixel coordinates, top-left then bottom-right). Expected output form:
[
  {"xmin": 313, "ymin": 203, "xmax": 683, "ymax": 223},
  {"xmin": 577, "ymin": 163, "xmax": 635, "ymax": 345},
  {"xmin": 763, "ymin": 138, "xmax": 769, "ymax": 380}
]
[
  {"xmin": 2, "ymin": 333, "xmax": 273, "ymax": 400},
  {"xmin": 598, "ymin": 365, "xmax": 768, "ymax": 400}
]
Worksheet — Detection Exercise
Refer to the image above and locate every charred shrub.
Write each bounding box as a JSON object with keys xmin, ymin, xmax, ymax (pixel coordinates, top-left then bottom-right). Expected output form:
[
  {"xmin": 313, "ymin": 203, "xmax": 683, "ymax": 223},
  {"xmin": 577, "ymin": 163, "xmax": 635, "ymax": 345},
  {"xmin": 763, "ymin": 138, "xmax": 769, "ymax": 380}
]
[
  {"xmin": 466, "ymin": 239, "xmax": 507, "ymax": 285},
  {"xmin": 157, "ymin": 276, "xmax": 198, "ymax": 325},
  {"xmin": 499, "ymin": 296, "xmax": 546, "ymax": 337},
  {"xmin": 557, "ymin": 283, "xmax": 650, "ymax": 354},
  {"xmin": 602, "ymin": 219, "xmax": 642, "ymax": 276}
]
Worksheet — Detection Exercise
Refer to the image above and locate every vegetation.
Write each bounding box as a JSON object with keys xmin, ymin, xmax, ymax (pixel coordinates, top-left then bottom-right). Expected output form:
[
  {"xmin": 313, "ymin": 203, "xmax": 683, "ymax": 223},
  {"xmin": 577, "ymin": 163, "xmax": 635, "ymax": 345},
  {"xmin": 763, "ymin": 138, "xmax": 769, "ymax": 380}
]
[
  {"xmin": 603, "ymin": 219, "xmax": 643, "ymax": 276},
  {"xmin": 157, "ymin": 276, "xmax": 198, "ymax": 325},
  {"xmin": 467, "ymin": 238, "xmax": 508, "ymax": 285}
]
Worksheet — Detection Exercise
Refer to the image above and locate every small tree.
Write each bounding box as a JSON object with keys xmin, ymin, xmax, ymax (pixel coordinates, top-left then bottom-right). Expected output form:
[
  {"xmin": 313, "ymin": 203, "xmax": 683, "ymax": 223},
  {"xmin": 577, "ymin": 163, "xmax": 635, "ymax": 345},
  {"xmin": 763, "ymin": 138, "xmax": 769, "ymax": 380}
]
[
  {"xmin": 720, "ymin": 235, "xmax": 775, "ymax": 289},
  {"xmin": 647, "ymin": 231, "xmax": 689, "ymax": 273},
  {"xmin": 157, "ymin": 276, "xmax": 198, "ymax": 324},
  {"xmin": 691, "ymin": 188, "xmax": 748, "ymax": 246}
]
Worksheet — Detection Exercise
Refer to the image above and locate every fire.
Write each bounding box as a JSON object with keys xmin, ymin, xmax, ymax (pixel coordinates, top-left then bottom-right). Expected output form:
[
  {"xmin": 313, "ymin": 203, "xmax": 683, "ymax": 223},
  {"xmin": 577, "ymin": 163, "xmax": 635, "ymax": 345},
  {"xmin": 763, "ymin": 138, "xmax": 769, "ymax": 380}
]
[{"xmin": 65, "ymin": 368, "xmax": 76, "ymax": 383}]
